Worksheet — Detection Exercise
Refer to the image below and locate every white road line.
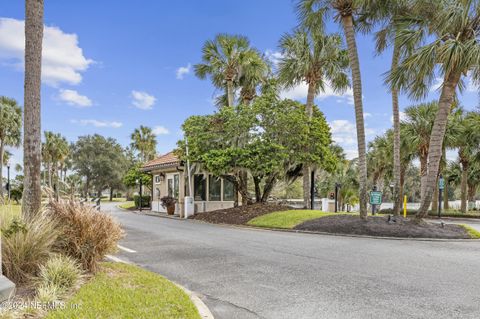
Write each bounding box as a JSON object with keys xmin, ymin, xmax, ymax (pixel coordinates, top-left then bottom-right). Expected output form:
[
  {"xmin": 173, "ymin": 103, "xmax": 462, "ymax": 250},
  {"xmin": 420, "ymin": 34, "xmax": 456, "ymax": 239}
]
[{"xmin": 117, "ymin": 245, "xmax": 136, "ymax": 253}]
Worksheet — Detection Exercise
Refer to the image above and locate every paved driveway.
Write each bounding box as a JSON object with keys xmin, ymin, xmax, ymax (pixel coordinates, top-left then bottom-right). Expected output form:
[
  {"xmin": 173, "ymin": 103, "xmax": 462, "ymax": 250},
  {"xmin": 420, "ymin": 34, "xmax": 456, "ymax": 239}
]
[{"xmin": 104, "ymin": 203, "xmax": 480, "ymax": 319}]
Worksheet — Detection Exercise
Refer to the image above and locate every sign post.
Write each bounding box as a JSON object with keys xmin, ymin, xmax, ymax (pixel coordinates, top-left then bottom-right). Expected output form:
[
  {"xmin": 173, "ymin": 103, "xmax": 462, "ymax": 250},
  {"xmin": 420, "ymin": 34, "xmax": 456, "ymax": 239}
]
[
  {"xmin": 369, "ymin": 186, "xmax": 382, "ymax": 215},
  {"xmin": 438, "ymin": 175, "xmax": 445, "ymax": 218}
]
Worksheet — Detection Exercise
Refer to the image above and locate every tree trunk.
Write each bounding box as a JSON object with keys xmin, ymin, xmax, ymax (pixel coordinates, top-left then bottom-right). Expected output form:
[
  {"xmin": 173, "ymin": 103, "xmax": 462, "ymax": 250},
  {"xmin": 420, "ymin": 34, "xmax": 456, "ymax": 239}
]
[
  {"xmin": 417, "ymin": 72, "xmax": 461, "ymax": 219},
  {"xmin": 391, "ymin": 39, "xmax": 401, "ymax": 216},
  {"xmin": 419, "ymin": 153, "xmax": 427, "ymax": 202},
  {"xmin": 227, "ymin": 80, "xmax": 234, "ymax": 107},
  {"xmin": 0, "ymin": 140, "xmax": 4, "ymax": 198},
  {"xmin": 431, "ymin": 175, "xmax": 439, "ymax": 213},
  {"xmin": 341, "ymin": 16, "xmax": 368, "ymax": 220},
  {"xmin": 110, "ymin": 188, "xmax": 114, "ymax": 202},
  {"xmin": 399, "ymin": 166, "xmax": 406, "ymax": 204},
  {"xmin": 303, "ymin": 83, "xmax": 316, "ymax": 208},
  {"xmin": 22, "ymin": 0, "xmax": 44, "ymax": 220},
  {"xmin": 460, "ymin": 161, "xmax": 468, "ymax": 213},
  {"xmin": 253, "ymin": 176, "xmax": 261, "ymax": 203},
  {"xmin": 261, "ymin": 174, "xmax": 277, "ymax": 203}
]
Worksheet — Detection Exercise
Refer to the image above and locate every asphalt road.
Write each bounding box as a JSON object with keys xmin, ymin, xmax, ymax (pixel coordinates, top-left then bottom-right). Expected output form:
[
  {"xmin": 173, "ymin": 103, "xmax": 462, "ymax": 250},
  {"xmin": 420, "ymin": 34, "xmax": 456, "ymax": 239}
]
[{"xmin": 104, "ymin": 203, "xmax": 480, "ymax": 319}]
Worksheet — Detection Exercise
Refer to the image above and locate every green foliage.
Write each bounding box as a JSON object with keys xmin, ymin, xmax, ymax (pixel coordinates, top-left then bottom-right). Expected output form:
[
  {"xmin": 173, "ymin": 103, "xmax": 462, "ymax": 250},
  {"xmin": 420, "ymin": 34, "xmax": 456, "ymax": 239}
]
[
  {"xmin": 72, "ymin": 134, "xmax": 128, "ymax": 195},
  {"xmin": 130, "ymin": 126, "xmax": 157, "ymax": 162},
  {"xmin": 0, "ymin": 96, "xmax": 22, "ymax": 147},
  {"xmin": 123, "ymin": 163, "xmax": 152, "ymax": 188},
  {"xmin": 45, "ymin": 262, "xmax": 201, "ymax": 319},
  {"xmin": 134, "ymin": 195, "xmax": 151, "ymax": 208},
  {"xmin": 180, "ymin": 91, "xmax": 336, "ymax": 202},
  {"xmin": 460, "ymin": 225, "xmax": 480, "ymax": 239},
  {"xmin": 10, "ymin": 188, "xmax": 22, "ymax": 204},
  {"xmin": 38, "ymin": 254, "xmax": 83, "ymax": 293}
]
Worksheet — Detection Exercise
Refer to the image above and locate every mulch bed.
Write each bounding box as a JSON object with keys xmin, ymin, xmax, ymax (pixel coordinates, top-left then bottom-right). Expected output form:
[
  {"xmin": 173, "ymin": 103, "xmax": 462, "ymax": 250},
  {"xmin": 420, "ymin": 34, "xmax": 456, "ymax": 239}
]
[
  {"xmin": 295, "ymin": 215, "xmax": 471, "ymax": 239},
  {"xmin": 189, "ymin": 203, "xmax": 291, "ymax": 225}
]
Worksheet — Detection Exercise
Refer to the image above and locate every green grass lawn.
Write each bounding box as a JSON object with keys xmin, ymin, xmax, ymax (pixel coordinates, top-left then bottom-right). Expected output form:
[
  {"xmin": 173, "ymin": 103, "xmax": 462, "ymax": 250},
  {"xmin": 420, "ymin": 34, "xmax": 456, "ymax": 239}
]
[
  {"xmin": 461, "ymin": 224, "xmax": 480, "ymax": 239},
  {"xmin": 248, "ymin": 210, "xmax": 348, "ymax": 229},
  {"xmin": 118, "ymin": 201, "xmax": 135, "ymax": 210},
  {"xmin": 46, "ymin": 262, "xmax": 200, "ymax": 319}
]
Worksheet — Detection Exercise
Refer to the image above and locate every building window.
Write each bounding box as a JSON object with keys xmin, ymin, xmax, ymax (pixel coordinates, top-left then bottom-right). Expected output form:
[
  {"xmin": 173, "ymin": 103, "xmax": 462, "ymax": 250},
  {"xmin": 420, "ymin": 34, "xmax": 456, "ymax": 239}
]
[
  {"xmin": 168, "ymin": 179, "xmax": 173, "ymax": 197},
  {"xmin": 208, "ymin": 175, "xmax": 221, "ymax": 201},
  {"xmin": 223, "ymin": 178, "xmax": 235, "ymax": 201},
  {"xmin": 155, "ymin": 175, "xmax": 161, "ymax": 183},
  {"xmin": 168, "ymin": 174, "xmax": 179, "ymax": 199},
  {"xmin": 194, "ymin": 175, "xmax": 206, "ymax": 201}
]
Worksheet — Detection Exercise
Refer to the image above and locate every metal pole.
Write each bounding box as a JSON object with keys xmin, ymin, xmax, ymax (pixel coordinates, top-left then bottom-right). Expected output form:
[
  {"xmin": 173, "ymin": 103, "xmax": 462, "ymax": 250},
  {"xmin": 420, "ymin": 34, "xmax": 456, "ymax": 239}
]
[
  {"xmin": 334, "ymin": 184, "xmax": 338, "ymax": 212},
  {"xmin": 139, "ymin": 179, "xmax": 143, "ymax": 212},
  {"xmin": 7, "ymin": 165, "xmax": 10, "ymax": 201},
  {"xmin": 310, "ymin": 170, "xmax": 315, "ymax": 210},
  {"xmin": 372, "ymin": 185, "xmax": 377, "ymax": 215},
  {"xmin": 185, "ymin": 137, "xmax": 193, "ymax": 197},
  {"xmin": 438, "ymin": 184, "xmax": 442, "ymax": 218}
]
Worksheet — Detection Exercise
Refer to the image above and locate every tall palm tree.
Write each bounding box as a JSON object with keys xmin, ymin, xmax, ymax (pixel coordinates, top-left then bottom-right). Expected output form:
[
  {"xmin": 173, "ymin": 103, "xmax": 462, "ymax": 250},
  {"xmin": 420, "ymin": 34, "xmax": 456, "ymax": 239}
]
[
  {"xmin": 278, "ymin": 30, "xmax": 349, "ymax": 208},
  {"xmin": 238, "ymin": 53, "xmax": 270, "ymax": 105},
  {"xmin": 42, "ymin": 131, "xmax": 69, "ymax": 192},
  {"xmin": 297, "ymin": 0, "xmax": 368, "ymax": 218},
  {"xmin": 401, "ymin": 102, "xmax": 437, "ymax": 202},
  {"xmin": 387, "ymin": 0, "xmax": 480, "ymax": 219},
  {"xmin": 194, "ymin": 34, "xmax": 259, "ymax": 107},
  {"xmin": 23, "ymin": 0, "xmax": 44, "ymax": 219},
  {"xmin": 358, "ymin": 0, "xmax": 415, "ymax": 215},
  {"xmin": 130, "ymin": 126, "xmax": 157, "ymax": 162},
  {"xmin": 0, "ymin": 97, "xmax": 22, "ymax": 198}
]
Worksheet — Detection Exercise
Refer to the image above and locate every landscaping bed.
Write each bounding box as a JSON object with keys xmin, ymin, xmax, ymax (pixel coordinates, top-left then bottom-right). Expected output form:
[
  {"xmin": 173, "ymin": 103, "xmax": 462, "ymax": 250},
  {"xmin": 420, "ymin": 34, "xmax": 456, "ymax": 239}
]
[
  {"xmin": 190, "ymin": 203, "xmax": 291, "ymax": 225},
  {"xmin": 295, "ymin": 215, "xmax": 475, "ymax": 239}
]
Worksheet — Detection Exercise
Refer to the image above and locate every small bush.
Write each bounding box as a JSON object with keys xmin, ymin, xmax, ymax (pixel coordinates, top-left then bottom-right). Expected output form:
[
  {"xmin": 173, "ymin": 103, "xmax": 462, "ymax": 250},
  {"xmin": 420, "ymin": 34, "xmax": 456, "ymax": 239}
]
[
  {"xmin": 1, "ymin": 212, "xmax": 60, "ymax": 283},
  {"xmin": 49, "ymin": 199, "xmax": 124, "ymax": 272},
  {"xmin": 160, "ymin": 196, "xmax": 176, "ymax": 209},
  {"xmin": 134, "ymin": 195, "xmax": 151, "ymax": 208},
  {"xmin": 38, "ymin": 254, "xmax": 83, "ymax": 293},
  {"xmin": 36, "ymin": 284, "xmax": 60, "ymax": 304}
]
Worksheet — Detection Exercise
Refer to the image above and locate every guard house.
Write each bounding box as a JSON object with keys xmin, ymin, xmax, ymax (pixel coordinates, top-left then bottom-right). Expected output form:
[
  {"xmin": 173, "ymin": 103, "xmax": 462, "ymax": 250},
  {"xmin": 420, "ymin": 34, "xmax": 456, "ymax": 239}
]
[{"xmin": 142, "ymin": 151, "xmax": 238, "ymax": 214}]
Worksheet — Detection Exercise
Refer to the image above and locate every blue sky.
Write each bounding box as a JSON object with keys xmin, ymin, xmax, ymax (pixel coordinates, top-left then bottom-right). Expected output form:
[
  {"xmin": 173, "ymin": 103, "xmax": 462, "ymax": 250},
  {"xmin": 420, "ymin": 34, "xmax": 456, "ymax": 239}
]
[{"xmin": 0, "ymin": 0, "xmax": 478, "ymax": 176}]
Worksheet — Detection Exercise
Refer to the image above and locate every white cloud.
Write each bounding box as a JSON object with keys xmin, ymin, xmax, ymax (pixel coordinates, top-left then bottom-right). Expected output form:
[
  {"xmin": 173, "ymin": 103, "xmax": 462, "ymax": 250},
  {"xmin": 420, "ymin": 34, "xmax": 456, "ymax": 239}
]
[
  {"xmin": 131, "ymin": 90, "xmax": 156, "ymax": 110},
  {"xmin": 152, "ymin": 126, "xmax": 170, "ymax": 135},
  {"xmin": 265, "ymin": 49, "xmax": 283, "ymax": 69},
  {"xmin": 280, "ymin": 81, "xmax": 354, "ymax": 105},
  {"xmin": 329, "ymin": 119, "xmax": 375, "ymax": 146},
  {"xmin": 72, "ymin": 119, "xmax": 122, "ymax": 128},
  {"xmin": 364, "ymin": 112, "xmax": 372, "ymax": 119},
  {"xmin": 58, "ymin": 89, "xmax": 92, "ymax": 107},
  {"xmin": 176, "ymin": 63, "xmax": 191, "ymax": 80},
  {"xmin": 0, "ymin": 18, "xmax": 93, "ymax": 86},
  {"xmin": 430, "ymin": 77, "xmax": 442, "ymax": 92},
  {"xmin": 344, "ymin": 149, "xmax": 359, "ymax": 160}
]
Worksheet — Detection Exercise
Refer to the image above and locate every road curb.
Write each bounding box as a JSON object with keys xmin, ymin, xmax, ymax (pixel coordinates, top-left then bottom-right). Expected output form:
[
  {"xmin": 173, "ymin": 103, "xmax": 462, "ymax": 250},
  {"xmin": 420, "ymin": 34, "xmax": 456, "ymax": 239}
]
[
  {"xmin": 105, "ymin": 255, "xmax": 214, "ymax": 319},
  {"xmin": 115, "ymin": 205, "xmax": 479, "ymax": 242}
]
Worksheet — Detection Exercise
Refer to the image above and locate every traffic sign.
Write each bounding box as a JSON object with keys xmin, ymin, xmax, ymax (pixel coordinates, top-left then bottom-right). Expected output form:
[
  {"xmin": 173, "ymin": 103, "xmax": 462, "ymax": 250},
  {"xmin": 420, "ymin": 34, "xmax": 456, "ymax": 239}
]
[
  {"xmin": 369, "ymin": 191, "xmax": 383, "ymax": 205},
  {"xmin": 438, "ymin": 177, "xmax": 445, "ymax": 190}
]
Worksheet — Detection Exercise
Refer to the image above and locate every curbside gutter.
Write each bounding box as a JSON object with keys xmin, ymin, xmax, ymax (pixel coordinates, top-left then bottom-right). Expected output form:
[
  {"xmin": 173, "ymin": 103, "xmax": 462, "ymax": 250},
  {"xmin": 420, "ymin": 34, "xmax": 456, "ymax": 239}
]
[{"xmin": 105, "ymin": 255, "xmax": 214, "ymax": 319}]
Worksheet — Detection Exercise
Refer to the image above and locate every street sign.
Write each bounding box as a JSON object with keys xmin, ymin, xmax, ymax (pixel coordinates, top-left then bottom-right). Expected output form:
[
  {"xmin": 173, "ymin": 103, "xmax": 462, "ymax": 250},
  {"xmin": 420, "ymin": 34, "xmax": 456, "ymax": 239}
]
[
  {"xmin": 438, "ymin": 177, "xmax": 445, "ymax": 190},
  {"xmin": 369, "ymin": 191, "xmax": 383, "ymax": 205}
]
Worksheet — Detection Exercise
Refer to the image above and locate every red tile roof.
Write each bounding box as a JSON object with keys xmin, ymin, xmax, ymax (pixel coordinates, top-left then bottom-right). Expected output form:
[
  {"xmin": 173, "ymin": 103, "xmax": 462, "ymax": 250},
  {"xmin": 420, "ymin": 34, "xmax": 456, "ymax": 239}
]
[{"xmin": 142, "ymin": 151, "xmax": 181, "ymax": 171}]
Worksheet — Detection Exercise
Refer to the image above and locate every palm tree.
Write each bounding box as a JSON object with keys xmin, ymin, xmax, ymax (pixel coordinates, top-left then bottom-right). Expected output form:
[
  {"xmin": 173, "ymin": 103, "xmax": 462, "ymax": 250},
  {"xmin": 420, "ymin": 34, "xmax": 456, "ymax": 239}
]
[
  {"xmin": 387, "ymin": 0, "xmax": 480, "ymax": 219},
  {"xmin": 278, "ymin": 30, "xmax": 349, "ymax": 208},
  {"xmin": 450, "ymin": 110, "xmax": 480, "ymax": 212},
  {"xmin": 194, "ymin": 34, "xmax": 259, "ymax": 107},
  {"xmin": 401, "ymin": 102, "xmax": 437, "ymax": 203},
  {"xmin": 297, "ymin": 0, "xmax": 368, "ymax": 219},
  {"xmin": 358, "ymin": 0, "xmax": 416, "ymax": 215},
  {"xmin": 42, "ymin": 131, "xmax": 69, "ymax": 195},
  {"xmin": 23, "ymin": 0, "xmax": 44, "ymax": 219},
  {"xmin": 130, "ymin": 126, "xmax": 157, "ymax": 162},
  {"xmin": 0, "ymin": 97, "xmax": 22, "ymax": 198}
]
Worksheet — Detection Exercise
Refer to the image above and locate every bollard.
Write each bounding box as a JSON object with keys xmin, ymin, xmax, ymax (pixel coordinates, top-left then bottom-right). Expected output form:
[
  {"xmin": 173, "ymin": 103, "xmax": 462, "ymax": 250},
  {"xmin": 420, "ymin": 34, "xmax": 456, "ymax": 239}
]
[{"xmin": 403, "ymin": 195, "xmax": 407, "ymax": 218}]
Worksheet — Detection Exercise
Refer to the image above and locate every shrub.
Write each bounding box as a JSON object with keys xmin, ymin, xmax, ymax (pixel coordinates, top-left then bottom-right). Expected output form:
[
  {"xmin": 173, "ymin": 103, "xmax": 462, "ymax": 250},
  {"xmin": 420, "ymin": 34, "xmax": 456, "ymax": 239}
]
[
  {"xmin": 1, "ymin": 212, "xmax": 60, "ymax": 283},
  {"xmin": 38, "ymin": 254, "xmax": 83, "ymax": 293},
  {"xmin": 9, "ymin": 188, "xmax": 22, "ymax": 204},
  {"xmin": 160, "ymin": 196, "xmax": 176, "ymax": 209},
  {"xmin": 49, "ymin": 199, "xmax": 124, "ymax": 272},
  {"xmin": 134, "ymin": 195, "xmax": 151, "ymax": 208},
  {"xmin": 36, "ymin": 284, "xmax": 60, "ymax": 304}
]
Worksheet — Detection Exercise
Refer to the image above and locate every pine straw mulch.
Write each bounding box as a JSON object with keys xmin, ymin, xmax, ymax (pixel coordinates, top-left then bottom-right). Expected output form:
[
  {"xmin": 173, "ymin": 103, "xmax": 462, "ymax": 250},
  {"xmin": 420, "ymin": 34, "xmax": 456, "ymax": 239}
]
[
  {"xmin": 294, "ymin": 215, "xmax": 471, "ymax": 239},
  {"xmin": 189, "ymin": 203, "xmax": 291, "ymax": 225}
]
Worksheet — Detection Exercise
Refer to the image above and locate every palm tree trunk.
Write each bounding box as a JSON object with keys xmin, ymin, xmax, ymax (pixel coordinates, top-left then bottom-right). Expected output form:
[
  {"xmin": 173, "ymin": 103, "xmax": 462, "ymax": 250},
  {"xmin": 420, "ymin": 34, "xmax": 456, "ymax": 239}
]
[
  {"xmin": 227, "ymin": 80, "xmax": 234, "ymax": 107},
  {"xmin": 0, "ymin": 140, "xmax": 4, "ymax": 199},
  {"xmin": 420, "ymin": 153, "xmax": 427, "ymax": 202},
  {"xmin": 417, "ymin": 72, "xmax": 461, "ymax": 219},
  {"xmin": 23, "ymin": 0, "xmax": 44, "ymax": 219},
  {"xmin": 391, "ymin": 40, "xmax": 401, "ymax": 216},
  {"xmin": 460, "ymin": 161, "xmax": 468, "ymax": 213},
  {"xmin": 303, "ymin": 83, "xmax": 316, "ymax": 208},
  {"xmin": 442, "ymin": 148, "xmax": 449, "ymax": 210},
  {"xmin": 341, "ymin": 15, "xmax": 368, "ymax": 219},
  {"xmin": 431, "ymin": 175, "xmax": 439, "ymax": 213}
]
